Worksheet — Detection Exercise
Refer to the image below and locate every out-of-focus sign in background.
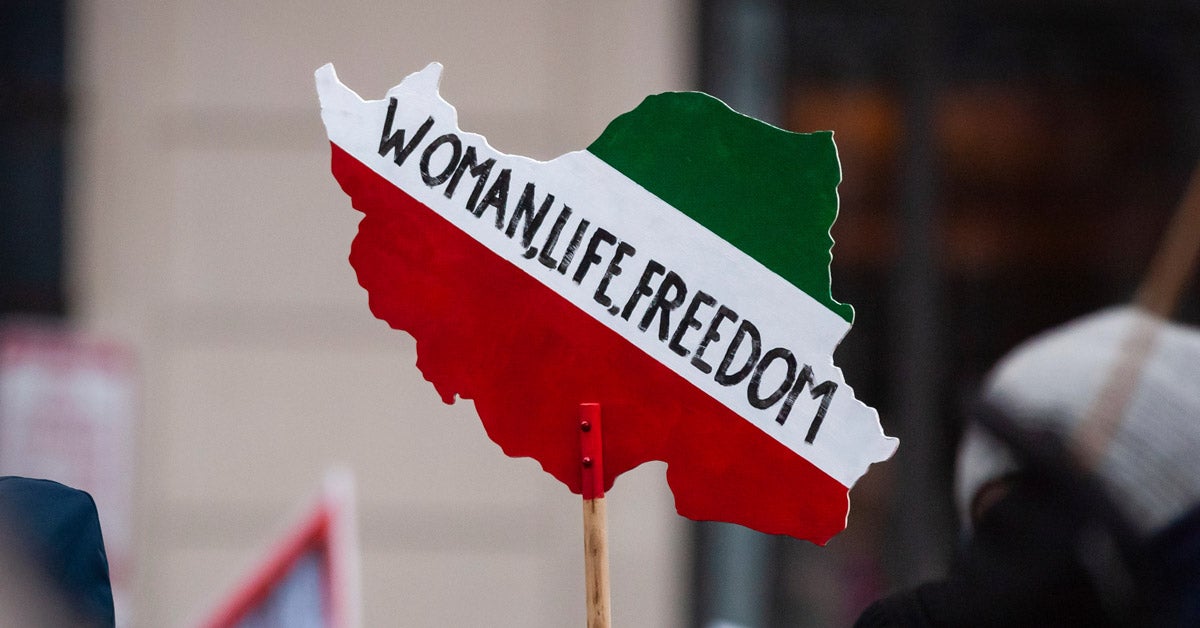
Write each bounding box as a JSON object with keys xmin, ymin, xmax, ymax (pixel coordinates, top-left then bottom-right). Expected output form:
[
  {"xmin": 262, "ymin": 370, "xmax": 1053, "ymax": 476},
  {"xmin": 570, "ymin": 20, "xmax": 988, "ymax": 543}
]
[{"xmin": 0, "ymin": 323, "xmax": 136, "ymax": 621}]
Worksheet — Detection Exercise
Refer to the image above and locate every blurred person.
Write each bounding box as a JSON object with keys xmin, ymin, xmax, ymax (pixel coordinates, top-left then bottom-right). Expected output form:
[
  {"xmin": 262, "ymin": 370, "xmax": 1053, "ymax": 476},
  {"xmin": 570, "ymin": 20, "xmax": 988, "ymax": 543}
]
[
  {"xmin": 857, "ymin": 306, "xmax": 1200, "ymax": 627},
  {"xmin": 0, "ymin": 476, "xmax": 114, "ymax": 627}
]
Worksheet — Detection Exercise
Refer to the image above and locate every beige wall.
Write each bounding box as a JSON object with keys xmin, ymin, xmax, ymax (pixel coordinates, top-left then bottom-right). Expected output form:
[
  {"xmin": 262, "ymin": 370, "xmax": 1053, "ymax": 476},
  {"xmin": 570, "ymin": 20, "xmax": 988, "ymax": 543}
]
[{"xmin": 68, "ymin": 2, "xmax": 696, "ymax": 625}]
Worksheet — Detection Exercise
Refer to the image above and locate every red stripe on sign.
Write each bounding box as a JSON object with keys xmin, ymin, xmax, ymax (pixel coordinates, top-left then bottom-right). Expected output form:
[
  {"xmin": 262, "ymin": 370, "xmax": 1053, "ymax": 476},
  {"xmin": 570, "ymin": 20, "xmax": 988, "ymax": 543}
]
[{"xmin": 331, "ymin": 143, "xmax": 849, "ymax": 542}]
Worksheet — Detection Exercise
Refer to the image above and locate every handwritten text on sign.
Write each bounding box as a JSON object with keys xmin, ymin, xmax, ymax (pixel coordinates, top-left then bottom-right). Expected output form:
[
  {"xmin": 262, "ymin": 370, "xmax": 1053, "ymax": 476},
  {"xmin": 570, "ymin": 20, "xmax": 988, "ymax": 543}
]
[{"xmin": 378, "ymin": 99, "xmax": 838, "ymax": 442}]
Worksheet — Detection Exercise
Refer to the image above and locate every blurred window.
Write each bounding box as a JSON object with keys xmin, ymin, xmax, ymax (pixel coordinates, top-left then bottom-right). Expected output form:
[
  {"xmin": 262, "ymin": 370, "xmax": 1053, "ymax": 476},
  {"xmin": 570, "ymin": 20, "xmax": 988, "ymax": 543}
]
[
  {"xmin": 695, "ymin": 2, "xmax": 1200, "ymax": 626},
  {"xmin": 1, "ymin": 0, "xmax": 68, "ymax": 316}
]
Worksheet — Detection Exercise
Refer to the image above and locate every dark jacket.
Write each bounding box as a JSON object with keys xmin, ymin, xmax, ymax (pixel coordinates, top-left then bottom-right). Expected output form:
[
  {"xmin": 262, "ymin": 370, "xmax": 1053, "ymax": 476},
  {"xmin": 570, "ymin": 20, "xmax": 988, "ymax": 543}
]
[{"xmin": 0, "ymin": 476, "xmax": 115, "ymax": 627}]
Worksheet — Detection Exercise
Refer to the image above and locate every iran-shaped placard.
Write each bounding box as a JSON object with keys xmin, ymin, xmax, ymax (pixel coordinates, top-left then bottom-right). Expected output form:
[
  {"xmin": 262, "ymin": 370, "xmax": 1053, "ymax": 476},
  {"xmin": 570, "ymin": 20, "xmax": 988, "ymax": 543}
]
[{"xmin": 316, "ymin": 63, "xmax": 897, "ymax": 543}]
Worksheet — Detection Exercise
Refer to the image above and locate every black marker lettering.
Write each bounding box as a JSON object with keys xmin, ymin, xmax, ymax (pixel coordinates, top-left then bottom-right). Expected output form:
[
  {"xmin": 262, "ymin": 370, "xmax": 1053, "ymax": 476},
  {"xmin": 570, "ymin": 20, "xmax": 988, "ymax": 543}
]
[
  {"xmin": 747, "ymin": 347, "xmax": 797, "ymax": 410},
  {"xmin": 638, "ymin": 271, "xmax": 687, "ymax": 341},
  {"xmin": 419, "ymin": 133, "xmax": 462, "ymax": 186},
  {"xmin": 776, "ymin": 365, "xmax": 812, "ymax": 427},
  {"xmin": 443, "ymin": 146, "xmax": 495, "ymax": 211},
  {"xmin": 691, "ymin": 305, "xmax": 738, "ymax": 374},
  {"xmin": 668, "ymin": 291, "xmax": 715, "ymax": 357},
  {"xmin": 505, "ymin": 183, "xmax": 554, "ymax": 248},
  {"xmin": 715, "ymin": 320, "xmax": 761, "ymax": 386},
  {"xmin": 572, "ymin": 228, "xmax": 617, "ymax": 284},
  {"xmin": 537, "ymin": 205, "xmax": 573, "ymax": 270},
  {"xmin": 557, "ymin": 219, "xmax": 591, "ymax": 274},
  {"xmin": 803, "ymin": 380, "xmax": 837, "ymax": 443},
  {"xmin": 594, "ymin": 241, "xmax": 636, "ymax": 308},
  {"xmin": 621, "ymin": 261, "xmax": 665, "ymax": 321},
  {"xmin": 473, "ymin": 168, "xmax": 511, "ymax": 229},
  {"xmin": 378, "ymin": 103, "xmax": 433, "ymax": 168},
  {"xmin": 772, "ymin": 364, "xmax": 837, "ymax": 443}
]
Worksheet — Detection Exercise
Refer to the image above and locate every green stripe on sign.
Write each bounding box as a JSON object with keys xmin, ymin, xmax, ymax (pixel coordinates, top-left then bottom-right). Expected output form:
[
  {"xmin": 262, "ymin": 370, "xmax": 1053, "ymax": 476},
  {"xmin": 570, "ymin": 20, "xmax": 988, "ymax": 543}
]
[{"xmin": 587, "ymin": 92, "xmax": 852, "ymax": 323}]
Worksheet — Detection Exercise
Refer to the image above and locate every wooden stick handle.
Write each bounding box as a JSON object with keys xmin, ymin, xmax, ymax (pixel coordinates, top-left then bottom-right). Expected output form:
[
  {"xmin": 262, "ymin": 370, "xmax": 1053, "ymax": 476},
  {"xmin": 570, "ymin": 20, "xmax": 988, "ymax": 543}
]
[
  {"xmin": 579, "ymin": 403, "xmax": 611, "ymax": 627},
  {"xmin": 583, "ymin": 497, "xmax": 611, "ymax": 628},
  {"xmin": 1074, "ymin": 163, "xmax": 1200, "ymax": 466},
  {"xmin": 1136, "ymin": 164, "xmax": 1200, "ymax": 317}
]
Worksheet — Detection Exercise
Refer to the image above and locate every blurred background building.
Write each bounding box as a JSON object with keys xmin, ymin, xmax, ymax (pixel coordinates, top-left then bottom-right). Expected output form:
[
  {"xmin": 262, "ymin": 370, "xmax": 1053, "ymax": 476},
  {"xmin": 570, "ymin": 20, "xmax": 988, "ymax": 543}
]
[{"xmin": 2, "ymin": 1, "xmax": 1198, "ymax": 626}]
